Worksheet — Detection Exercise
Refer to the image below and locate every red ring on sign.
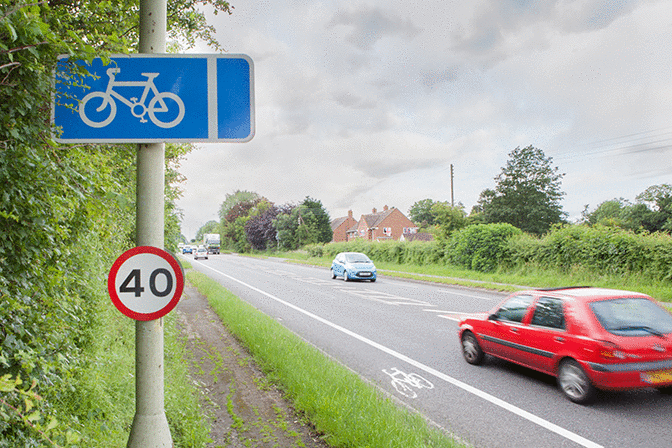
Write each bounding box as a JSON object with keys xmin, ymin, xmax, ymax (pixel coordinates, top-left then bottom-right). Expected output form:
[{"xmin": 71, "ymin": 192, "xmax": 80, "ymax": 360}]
[{"xmin": 108, "ymin": 246, "xmax": 184, "ymax": 321}]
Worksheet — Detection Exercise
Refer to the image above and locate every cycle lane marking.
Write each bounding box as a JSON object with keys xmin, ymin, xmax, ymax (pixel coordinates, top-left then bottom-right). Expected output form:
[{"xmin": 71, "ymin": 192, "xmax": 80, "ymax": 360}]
[{"xmin": 199, "ymin": 263, "xmax": 603, "ymax": 448}]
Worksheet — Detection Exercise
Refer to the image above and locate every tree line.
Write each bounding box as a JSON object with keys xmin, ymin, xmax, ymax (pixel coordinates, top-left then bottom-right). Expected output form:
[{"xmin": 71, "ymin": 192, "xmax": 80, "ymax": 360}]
[
  {"xmin": 194, "ymin": 191, "xmax": 333, "ymax": 252},
  {"xmin": 408, "ymin": 145, "xmax": 672, "ymax": 239}
]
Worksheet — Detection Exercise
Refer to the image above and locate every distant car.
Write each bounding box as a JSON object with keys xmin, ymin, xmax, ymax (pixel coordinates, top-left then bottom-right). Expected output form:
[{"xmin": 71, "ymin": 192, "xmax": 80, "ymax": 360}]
[
  {"xmin": 331, "ymin": 252, "xmax": 377, "ymax": 282},
  {"xmin": 458, "ymin": 287, "xmax": 672, "ymax": 404},
  {"xmin": 194, "ymin": 246, "xmax": 208, "ymax": 260},
  {"xmin": 182, "ymin": 245, "xmax": 193, "ymax": 254}
]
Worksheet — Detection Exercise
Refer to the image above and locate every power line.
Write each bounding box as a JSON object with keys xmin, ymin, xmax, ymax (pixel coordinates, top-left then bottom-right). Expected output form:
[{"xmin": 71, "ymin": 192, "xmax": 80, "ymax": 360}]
[{"xmin": 554, "ymin": 126, "xmax": 672, "ymax": 164}]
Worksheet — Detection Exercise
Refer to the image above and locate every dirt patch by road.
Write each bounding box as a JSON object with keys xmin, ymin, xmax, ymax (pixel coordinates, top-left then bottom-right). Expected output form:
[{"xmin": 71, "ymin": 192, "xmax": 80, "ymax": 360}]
[{"xmin": 175, "ymin": 284, "xmax": 330, "ymax": 448}]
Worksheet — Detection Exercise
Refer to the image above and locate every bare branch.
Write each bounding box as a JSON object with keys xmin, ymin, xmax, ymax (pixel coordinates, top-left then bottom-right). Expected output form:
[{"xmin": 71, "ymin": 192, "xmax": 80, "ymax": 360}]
[{"xmin": 0, "ymin": 41, "xmax": 49, "ymax": 55}]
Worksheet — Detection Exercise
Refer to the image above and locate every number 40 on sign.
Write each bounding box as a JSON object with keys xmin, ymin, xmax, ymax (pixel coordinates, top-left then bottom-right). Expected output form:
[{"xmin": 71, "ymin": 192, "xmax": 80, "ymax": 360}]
[{"xmin": 108, "ymin": 246, "xmax": 184, "ymax": 321}]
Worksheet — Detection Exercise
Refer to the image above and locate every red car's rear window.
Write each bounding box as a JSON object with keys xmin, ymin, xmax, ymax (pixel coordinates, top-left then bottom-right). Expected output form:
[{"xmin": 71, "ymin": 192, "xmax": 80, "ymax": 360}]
[{"xmin": 589, "ymin": 297, "xmax": 672, "ymax": 337}]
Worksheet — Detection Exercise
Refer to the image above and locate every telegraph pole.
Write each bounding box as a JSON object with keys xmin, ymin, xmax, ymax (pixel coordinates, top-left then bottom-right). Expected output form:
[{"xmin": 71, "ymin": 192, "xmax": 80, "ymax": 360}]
[
  {"xmin": 450, "ymin": 164, "xmax": 454, "ymax": 207},
  {"xmin": 127, "ymin": 0, "xmax": 172, "ymax": 446}
]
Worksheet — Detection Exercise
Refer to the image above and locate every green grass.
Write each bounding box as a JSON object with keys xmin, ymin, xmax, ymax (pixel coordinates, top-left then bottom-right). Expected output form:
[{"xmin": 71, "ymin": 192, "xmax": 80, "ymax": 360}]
[
  {"xmin": 188, "ymin": 271, "xmax": 464, "ymax": 448},
  {"xmin": 70, "ymin": 296, "xmax": 211, "ymax": 447}
]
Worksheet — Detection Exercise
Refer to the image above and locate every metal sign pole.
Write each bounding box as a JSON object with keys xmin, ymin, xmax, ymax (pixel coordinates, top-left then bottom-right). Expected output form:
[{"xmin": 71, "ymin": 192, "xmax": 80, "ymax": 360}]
[{"xmin": 127, "ymin": 0, "xmax": 172, "ymax": 446}]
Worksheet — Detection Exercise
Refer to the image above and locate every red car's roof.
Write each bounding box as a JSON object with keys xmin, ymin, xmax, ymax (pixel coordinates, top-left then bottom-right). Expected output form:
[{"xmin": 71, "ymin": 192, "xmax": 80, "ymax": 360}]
[{"xmin": 521, "ymin": 287, "xmax": 650, "ymax": 303}]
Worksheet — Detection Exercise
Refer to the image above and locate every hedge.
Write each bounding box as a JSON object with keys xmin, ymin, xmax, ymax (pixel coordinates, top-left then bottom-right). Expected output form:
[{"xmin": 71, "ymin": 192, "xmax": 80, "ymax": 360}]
[{"xmin": 306, "ymin": 224, "xmax": 672, "ymax": 280}]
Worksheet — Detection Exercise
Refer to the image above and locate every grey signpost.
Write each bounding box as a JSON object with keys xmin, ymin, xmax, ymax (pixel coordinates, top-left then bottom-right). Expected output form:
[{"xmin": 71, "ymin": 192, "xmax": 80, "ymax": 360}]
[
  {"xmin": 129, "ymin": 2, "xmax": 171, "ymax": 446},
  {"xmin": 51, "ymin": 0, "xmax": 253, "ymax": 445}
]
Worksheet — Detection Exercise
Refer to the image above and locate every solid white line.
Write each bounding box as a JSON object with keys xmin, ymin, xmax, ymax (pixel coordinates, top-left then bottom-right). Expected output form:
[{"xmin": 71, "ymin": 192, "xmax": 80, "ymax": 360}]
[
  {"xmin": 436, "ymin": 290, "xmax": 498, "ymax": 301},
  {"xmin": 437, "ymin": 315, "xmax": 461, "ymax": 322},
  {"xmin": 197, "ymin": 263, "xmax": 603, "ymax": 448}
]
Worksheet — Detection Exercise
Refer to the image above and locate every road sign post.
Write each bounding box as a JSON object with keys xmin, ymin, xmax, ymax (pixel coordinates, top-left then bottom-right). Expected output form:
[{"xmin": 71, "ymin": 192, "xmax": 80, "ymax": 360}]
[
  {"xmin": 53, "ymin": 1, "xmax": 253, "ymax": 446},
  {"xmin": 131, "ymin": 1, "xmax": 169, "ymax": 447}
]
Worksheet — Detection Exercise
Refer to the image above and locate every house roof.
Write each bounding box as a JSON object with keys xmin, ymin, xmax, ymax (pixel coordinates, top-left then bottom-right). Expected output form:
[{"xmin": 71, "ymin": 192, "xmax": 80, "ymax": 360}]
[
  {"xmin": 330, "ymin": 216, "xmax": 350, "ymax": 231},
  {"xmin": 361, "ymin": 207, "xmax": 396, "ymax": 228}
]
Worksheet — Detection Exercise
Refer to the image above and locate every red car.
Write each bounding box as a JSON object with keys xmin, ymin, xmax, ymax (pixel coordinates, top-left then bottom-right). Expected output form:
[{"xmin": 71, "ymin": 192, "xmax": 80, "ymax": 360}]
[{"xmin": 458, "ymin": 287, "xmax": 672, "ymax": 404}]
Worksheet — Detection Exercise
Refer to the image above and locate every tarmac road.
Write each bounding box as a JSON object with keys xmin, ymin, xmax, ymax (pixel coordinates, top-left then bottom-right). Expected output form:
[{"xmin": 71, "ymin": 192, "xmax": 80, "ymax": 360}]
[{"xmin": 185, "ymin": 253, "xmax": 672, "ymax": 448}]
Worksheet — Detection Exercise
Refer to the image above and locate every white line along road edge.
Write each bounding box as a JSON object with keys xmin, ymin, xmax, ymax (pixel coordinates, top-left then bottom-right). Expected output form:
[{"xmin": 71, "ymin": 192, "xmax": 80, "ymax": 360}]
[{"xmin": 197, "ymin": 262, "xmax": 603, "ymax": 448}]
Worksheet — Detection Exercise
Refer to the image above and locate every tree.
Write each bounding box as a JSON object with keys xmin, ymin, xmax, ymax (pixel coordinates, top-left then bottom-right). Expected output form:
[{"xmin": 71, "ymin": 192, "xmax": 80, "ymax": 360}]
[
  {"xmin": 408, "ymin": 199, "xmax": 437, "ymax": 227},
  {"xmin": 431, "ymin": 201, "xmax": 467, "ymax": 240},
  {"xmin": 196, "ymin": 219, "xmax": 220, "ymax": 242},
  {"xmin": 582, "ymin": 198, "xmax": 630, "ymax": 227},
  {"xmin": 635, "ymin": 184, "xmax": 672, "ymax": 232},
  {"xmin": 272, "ymin": 197, "xmax": 332, "ymax": 250},
  {"xmin": 478, "ymin": 145, "xmax": 566, "ymax": 235},
  {"xmin": 272, "ymin": 204, "xmax": 298, "ymax": 250},
  {"xmin": 300, "ymin": 197, "xmax": 332, "ymax": 243},
  {"xmin": 245, "ymin": 201, "xmax": 280, "ymax": 250},
  {"xmin": 581, "ymin": 185, "xmax": 672, "ymax": 234},
  {"xmin": 218, "ymin": 190, "xmax": 260, "ymax": 222}
]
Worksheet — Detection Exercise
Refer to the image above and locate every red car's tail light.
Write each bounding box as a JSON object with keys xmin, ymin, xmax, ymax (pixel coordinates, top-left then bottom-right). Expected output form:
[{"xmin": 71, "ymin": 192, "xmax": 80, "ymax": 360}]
[{"xmin": 597, "ymin": 340, "xmax": 626, "ymax": 359}]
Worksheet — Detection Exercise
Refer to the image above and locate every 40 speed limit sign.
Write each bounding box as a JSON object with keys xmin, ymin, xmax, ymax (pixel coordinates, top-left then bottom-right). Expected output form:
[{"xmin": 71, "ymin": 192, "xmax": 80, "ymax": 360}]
[{"xmin": 108, "ymin": 246, "xmax": 184, "ymax": 321}]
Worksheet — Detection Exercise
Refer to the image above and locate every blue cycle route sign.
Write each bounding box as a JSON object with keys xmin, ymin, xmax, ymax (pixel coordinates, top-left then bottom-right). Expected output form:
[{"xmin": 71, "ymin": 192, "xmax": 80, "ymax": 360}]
[{"xmin": 53, "ymin": 54, "xmax": 254, "ymax": 143}]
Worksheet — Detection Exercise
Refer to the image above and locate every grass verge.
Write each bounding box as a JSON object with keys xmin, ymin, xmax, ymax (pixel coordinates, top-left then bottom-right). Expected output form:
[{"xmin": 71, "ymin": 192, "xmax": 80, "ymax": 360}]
[
  {"xmin": 71, "ymin": 298, "xmax": 211, "ymax": 447},
  {"xmin": 187, "ymin": 270, "xmax": 465, "ymax": 448},
  {"xmin": 260, "ymin": 251, "xmax": 672, "ymax": 302}
]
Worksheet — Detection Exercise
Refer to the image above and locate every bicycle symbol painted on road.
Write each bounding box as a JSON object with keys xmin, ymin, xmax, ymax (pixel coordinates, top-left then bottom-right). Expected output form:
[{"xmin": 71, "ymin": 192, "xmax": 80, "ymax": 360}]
[
  {"xmin": 382, "ymin": 368, "xmax": 434, "ymax": 399},
  {"xmin": 79, "ymin": 67, "xmax": 185, "ymax": 129}
]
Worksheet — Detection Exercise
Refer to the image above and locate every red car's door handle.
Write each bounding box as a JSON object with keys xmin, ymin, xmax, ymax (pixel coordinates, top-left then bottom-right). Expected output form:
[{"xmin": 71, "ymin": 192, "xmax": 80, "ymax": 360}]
[
  {"xmin": 555, "ymin": 336, "xmax": 565, "ymax": 342},
  {"xmin": 510, "ymin": 327, "xmax": 519, "ymax": 333}
]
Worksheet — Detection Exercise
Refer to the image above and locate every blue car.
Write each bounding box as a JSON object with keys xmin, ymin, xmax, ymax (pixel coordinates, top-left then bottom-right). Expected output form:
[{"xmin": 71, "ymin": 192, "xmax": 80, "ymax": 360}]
[{"xmin": 331, "ymin": 252, "xmax": 377, "ymax": 282}]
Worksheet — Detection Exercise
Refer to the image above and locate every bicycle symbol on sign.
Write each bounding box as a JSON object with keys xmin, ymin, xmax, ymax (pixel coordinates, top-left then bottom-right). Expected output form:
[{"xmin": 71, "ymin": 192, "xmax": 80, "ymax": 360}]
[
  {"xmin": 382, "ymin": 368, "xmax": 434, "ymax": 399},
  {"xmin": 79, "ymin": 67, "xmax": 185, "ymax": 129}
]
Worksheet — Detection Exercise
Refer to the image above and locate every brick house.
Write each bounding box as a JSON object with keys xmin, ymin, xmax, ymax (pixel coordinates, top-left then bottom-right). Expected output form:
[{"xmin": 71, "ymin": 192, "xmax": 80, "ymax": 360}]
[
  {"xmin": 345, "ymin": 206, "xmax": 418, "ymax": 242},
  {"xmin": 330, "ymin": 210, "xmax": 358, "ymax": 243}
]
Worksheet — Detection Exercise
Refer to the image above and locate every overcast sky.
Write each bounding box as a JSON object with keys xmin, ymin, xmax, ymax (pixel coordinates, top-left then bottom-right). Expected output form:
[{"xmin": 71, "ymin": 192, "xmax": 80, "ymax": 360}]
[{"xmin": 176, "ymin": 0, "xmax": 672, "ymax": 240}]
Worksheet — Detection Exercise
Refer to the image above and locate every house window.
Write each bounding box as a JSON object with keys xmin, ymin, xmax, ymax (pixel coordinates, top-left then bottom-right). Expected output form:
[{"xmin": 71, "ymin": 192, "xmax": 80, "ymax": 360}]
[
  {"xmin": 359, "ymin": 229, "xmax": 366, "ymax": 237},
  {"xmin": 383, "ymin": 227, "xmax": 392, "ymax": 236},
  {"xmin": 403, "ymin": 227, "xmax": 418, "ymax": 234}
]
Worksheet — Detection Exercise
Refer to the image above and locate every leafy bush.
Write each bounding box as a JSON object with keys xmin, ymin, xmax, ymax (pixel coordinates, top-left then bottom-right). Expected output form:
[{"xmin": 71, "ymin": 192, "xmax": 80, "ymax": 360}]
[
  {"xmin": 445, "ymin": 223, "xmax": 522, "ymax": 272},
  {"xmin": 517, "ymin": 225, "xmax": 672, "ymax": 281}
]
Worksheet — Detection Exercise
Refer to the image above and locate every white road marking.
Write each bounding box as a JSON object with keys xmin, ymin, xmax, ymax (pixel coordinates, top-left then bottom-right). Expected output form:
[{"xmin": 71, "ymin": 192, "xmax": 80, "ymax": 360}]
[
  {"xmin": 199, "ymin": 263, "xmax": 603, "ymax": 448},
  {"xmin": 435, "ymin": 290, "xmax": 498, "ymax": 301}
]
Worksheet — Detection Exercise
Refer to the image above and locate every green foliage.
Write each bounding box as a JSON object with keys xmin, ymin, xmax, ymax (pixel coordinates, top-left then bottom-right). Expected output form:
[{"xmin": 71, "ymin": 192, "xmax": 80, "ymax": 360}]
[
  {"xmin": 511, "ymin": 224, "xmax": 672, "ymax": 281},
  {"xmin": 306, "ymin": 239, "xmax": 446, "ymax": 267},
  {"xmin": 445, "ymin": 223, "xmax": 522, "ymax": 272},
  {"xmin": 195, "ymin": 220, "xmax": 220, "ymax": 242},
  {"xmin": 408, "ymin": 198, "xmax": 437, "ymax": 227},
  {"xmin": 478, "ymin": 145, "xmax": 566, "ymax": 235},
  {"xmin": 1, "ymin": 0, "xmax": 226, "ymax": 445},
  {"xmin": 431, "ymin": 202, "xmax": 467, "ymax": 240},
  {"xmin": 582, "ymin": 185, "xmax": 672, "ymax": 234},
  {"xmin": 273, "ymin": 198, "xmax": 331, "ymax": 251},
  {"xmin": 218, "ymin": 190, "xmax": 261, "ymax": 223}
]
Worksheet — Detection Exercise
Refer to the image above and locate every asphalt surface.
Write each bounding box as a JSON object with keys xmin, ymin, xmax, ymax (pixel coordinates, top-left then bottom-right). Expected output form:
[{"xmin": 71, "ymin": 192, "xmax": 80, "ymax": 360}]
[{"xmin": 183, "ymin": 253, "xmax": 672, "ymax": 448}]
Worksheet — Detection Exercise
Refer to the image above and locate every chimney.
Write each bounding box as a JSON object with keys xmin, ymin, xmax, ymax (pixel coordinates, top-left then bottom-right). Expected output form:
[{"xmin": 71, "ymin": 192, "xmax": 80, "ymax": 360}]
[
  {"xmin": 372, "ymin": 208, "xmax": 377, "ymax": 214},
  {"xmin": 383, "ymin": 205, "xmax": 388, "ymax": 211},
  {"xmin": 348, "ymin": 210, "xmax": 353, "ymax": 219}
]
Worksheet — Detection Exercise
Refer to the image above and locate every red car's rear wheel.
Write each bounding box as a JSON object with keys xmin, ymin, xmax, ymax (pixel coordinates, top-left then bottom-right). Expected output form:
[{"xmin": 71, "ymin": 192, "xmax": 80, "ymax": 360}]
[{"xmin": 558, "ymin": 359, "xmax": 595, "ymax": 404}]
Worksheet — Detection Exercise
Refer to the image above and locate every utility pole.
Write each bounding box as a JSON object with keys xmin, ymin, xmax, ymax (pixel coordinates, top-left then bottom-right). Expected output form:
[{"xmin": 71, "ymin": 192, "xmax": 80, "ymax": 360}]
[
  {"xmin": 127, "ymin": 0, "xmax": 172, "ymax": 447},
  {"xmin": 450, "ymin": 164, "xmax": 454, "ymax": 207}
]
